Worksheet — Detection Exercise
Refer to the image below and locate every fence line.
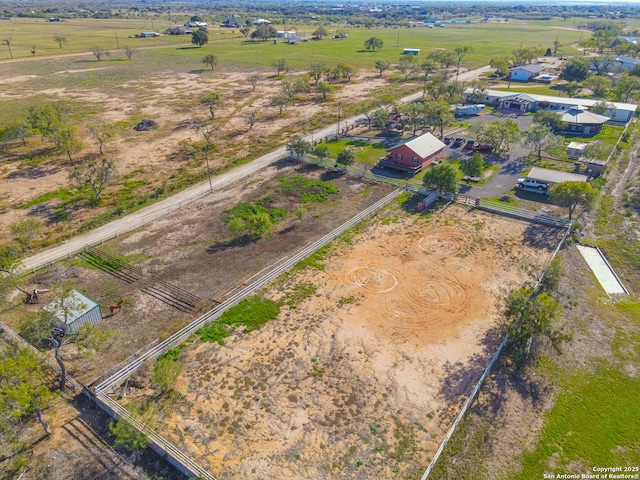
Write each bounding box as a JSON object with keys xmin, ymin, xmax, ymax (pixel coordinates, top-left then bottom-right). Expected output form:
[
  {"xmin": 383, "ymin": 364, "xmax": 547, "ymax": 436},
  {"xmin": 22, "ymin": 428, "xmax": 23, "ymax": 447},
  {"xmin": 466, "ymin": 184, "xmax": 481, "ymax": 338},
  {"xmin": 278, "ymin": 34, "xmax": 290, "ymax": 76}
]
[
  {"xmin": 96, "ymin": 188, "xmax": 404, "ymax": 392},
  {"xmin": 421, "ymin": 223, "xmax": 572, "ymax": 479}
]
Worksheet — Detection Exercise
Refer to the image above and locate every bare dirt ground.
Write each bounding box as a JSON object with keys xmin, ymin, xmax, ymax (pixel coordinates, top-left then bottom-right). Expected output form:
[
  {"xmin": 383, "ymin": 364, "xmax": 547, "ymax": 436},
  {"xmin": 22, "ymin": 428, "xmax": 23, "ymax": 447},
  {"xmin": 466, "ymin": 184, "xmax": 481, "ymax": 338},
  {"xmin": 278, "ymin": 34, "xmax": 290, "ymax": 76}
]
[
  {"xmin": 6, "ymin": 161, "xmax": 393, "ymax": 385},
  {"xmin": 0, "ymin": 66, "xmax": 391, "ymax": 242},
  {"xmin": 119, "ymin": 204, "xmax": 564, "ymax": 479}
]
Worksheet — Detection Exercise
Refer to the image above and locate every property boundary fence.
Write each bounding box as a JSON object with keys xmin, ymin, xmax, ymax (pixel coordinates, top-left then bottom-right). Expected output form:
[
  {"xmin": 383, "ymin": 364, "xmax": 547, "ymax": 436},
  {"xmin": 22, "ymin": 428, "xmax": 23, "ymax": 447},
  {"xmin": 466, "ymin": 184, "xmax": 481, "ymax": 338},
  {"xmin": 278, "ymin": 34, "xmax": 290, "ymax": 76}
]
[
  {"xmin": 96, "ymin": 188, "xmax": 403, "ymax": 393},
  {"xmin": 421, "ymin": 222, "xmax": 572, "ymax": 479}
]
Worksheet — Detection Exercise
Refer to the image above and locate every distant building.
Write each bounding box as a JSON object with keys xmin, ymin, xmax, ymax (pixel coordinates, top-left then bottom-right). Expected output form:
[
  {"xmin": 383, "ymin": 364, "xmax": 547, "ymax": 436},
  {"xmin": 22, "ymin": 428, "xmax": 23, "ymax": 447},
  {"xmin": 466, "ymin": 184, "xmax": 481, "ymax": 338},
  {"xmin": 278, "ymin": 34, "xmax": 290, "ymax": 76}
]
[
  {"xmin": 403, "ymin": 48, "xmax": 420, "ymax": 55},
  {"xmin": 509, "ymin": 64, "xmax": 545, "ymax": 82},
  {"xmin": 464, "ymin": 88, "xmax": 637, "ymax": 123},
  {"xmin": 253, "ymin": 18, "xmax": 271, "ymax": 25}
]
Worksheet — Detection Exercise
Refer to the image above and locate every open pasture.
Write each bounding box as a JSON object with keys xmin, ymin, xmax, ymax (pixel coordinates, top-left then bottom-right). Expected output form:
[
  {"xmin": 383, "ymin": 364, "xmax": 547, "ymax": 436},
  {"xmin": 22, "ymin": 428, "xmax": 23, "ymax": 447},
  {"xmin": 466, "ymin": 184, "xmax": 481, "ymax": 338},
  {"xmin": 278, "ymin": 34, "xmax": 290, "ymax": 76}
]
[
  {"xmin": 0, "ymin": 17, "xmax": 584, "ymax": 68},
  {"xmin": 122, "ymin": 203, "xmax": 564, "ymax": 479}
]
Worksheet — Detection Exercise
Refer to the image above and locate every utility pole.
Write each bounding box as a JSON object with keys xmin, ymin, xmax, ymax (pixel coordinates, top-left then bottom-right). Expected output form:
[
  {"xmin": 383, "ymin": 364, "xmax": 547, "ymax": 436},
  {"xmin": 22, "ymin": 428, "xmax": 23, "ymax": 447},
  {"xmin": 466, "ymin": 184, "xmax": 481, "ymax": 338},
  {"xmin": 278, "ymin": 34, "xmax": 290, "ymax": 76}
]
[{"xmin": 336, "ymin": 103, "xmax": 342, "ymax": 138}]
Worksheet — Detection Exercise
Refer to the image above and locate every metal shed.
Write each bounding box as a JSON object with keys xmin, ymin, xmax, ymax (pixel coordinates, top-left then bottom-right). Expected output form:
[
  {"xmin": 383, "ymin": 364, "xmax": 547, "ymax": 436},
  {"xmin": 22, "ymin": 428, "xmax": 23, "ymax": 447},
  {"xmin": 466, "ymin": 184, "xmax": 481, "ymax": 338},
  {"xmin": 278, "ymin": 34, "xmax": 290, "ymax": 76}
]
[{"xmin": 44, "ymin": 290, "xmax": 103, "ymax": 334}]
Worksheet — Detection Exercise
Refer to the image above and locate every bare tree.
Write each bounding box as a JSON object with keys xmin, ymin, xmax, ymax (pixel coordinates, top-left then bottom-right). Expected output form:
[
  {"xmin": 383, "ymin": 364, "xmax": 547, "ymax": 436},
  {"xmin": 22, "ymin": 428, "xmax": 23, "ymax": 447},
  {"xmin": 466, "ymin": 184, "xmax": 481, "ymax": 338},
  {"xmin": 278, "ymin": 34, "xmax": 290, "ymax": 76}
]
[
  {"xmin": 87, "ymin": 121, "xmax": 116, "ymax": 154},
  {"xmin": 90, "ymin": 46, "xmax": 109, "ymax": 61},
  {"xmin": 247, "ymin": 74, "xmax": 262, "ymax": 91},
  {"xmin": 246, "ymin": 110, "xmax": 261, "ymax": 130},
  {"xmin": 124, "ymin": 45, "xmax": 138, "ymax": 60}
]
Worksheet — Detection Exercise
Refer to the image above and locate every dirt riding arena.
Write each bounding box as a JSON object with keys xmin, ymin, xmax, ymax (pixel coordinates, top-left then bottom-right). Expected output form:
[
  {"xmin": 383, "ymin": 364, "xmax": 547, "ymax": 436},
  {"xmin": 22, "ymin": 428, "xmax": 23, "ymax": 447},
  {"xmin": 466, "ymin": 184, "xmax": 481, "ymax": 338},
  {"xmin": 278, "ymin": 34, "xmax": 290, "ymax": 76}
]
[{"xmin": 124, "ymin": 204, "xmax": 564, "ymax": 479}]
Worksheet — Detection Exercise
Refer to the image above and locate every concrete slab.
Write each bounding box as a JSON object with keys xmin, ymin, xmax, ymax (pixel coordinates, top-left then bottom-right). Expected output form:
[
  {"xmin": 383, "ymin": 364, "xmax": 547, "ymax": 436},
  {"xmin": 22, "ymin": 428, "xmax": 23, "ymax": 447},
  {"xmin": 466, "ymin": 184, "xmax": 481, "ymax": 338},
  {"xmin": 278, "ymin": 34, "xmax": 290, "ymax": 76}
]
[{"xmin": 576, "ymin": 244, "xmax": 628, "ymax": 296}]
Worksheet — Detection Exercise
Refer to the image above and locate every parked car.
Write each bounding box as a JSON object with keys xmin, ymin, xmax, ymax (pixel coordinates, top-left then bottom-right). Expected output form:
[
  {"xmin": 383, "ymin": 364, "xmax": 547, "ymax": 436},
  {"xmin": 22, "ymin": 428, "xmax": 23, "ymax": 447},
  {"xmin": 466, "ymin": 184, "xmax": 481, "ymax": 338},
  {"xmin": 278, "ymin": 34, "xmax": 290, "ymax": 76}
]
[
  {"xmin": 516, "ymin": 178, "xmax": 548, "ymax": 192},
  {"xmin": 444, "ymin": 135, "xmax": 453, "ymax": 144},
  {"xmin": 465, "ymin": 139, "xmax": 476, "ymax": 149},
  {"xmin": 471, "ymin": 143, "xmax": 494, "ymax": 152},
  {"xmin": 453, "ymin": 136, "xmax": 465, "ymax": 146}
]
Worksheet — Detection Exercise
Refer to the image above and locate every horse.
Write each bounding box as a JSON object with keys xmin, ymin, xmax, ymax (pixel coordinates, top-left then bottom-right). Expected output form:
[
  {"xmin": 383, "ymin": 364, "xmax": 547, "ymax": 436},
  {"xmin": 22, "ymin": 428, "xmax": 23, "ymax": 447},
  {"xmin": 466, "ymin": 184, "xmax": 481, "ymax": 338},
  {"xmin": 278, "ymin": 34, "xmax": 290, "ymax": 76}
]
[{"xmin": 109, "ymin": 299, "xmax": 124, "ymax": 315}]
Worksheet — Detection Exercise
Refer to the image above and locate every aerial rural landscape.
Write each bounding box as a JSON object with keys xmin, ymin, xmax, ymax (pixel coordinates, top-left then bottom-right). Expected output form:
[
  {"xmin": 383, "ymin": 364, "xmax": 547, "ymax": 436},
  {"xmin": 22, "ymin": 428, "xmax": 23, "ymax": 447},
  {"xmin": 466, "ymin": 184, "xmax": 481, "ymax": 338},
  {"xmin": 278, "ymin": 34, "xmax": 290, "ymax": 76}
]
[{"xmin": 1, "ymin": 0, "xmax": 639, "ymax": 479}]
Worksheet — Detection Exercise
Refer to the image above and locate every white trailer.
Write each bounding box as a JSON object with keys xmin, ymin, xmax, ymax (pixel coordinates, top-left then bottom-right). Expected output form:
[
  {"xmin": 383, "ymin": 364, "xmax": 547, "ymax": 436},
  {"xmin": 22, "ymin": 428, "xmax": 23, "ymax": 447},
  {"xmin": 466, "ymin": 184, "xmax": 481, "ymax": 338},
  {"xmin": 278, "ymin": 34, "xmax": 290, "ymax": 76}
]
[{"xmin": 455, "ymin": 104, "xmax": 485, "ymax": 116}]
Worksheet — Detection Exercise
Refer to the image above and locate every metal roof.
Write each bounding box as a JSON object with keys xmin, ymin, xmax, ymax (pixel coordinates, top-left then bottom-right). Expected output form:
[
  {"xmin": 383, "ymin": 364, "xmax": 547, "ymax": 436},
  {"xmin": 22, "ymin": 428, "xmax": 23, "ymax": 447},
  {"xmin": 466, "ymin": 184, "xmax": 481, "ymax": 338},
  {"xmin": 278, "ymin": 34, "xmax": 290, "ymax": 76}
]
[
  {"xmin": 44, "ymin": 290, "xmax": 99, "ymax": 325},
  {"xmin": 527, "ymin": 167, "xmax": 588, "ymax": 184},
  {"xmin": 390, "ymin": 132, "xmax": 445, "ymax": 158},
  {"xmin": 561, "ymin": 107, "xmax": 610, "ymax": 125}
]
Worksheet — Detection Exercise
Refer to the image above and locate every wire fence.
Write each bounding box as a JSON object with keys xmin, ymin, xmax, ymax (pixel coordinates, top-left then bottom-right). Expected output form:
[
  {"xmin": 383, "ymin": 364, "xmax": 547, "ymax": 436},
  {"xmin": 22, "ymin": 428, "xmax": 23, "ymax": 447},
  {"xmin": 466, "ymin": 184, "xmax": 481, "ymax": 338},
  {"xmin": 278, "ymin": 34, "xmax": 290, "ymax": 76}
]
[{"xmin": 420, "ymin": 222, "xmax": 572, "ymax": 479}]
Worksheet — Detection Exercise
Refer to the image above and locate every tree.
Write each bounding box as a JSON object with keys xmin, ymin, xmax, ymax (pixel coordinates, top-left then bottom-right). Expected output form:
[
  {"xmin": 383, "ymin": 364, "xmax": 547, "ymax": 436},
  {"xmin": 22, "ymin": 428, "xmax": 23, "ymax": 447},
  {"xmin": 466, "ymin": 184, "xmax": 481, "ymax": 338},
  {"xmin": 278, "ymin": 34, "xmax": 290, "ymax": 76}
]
[
  {"xmin": 460, "ymin": 152, "xmax": 486, "ymax": 179},
  {"xmin": 424, "ymin": 100, "xmax": 454, "ymax": 139},
  {"xmin": 110, "ymin": 418, "xmax": 148, "ymax": 451},
  {"xmin": 247, "ymin": 74, "xmax": 262, "ymax": 91},
  {"xmin": 590, "ymin": 100, "xmax": 615, "ymax": 117},
  {"xmin": 317, "ymin": 81, "xmax": 335, "ymax": 100},
  {"xmin": 501, "ymin": 287, "xmax": 565, "ymax": 370},
  {"xmin": 10, "ymin": 218, "xmax": 43, "ymax": 249},
  {"xmin": 563, "ymin": 82, "xmax": 581, "ymax": 98},
  {"xmin": 364, "ymin": 37, "xmax": 383, "ymax": 52},
  {"xmin": 252, "ymin": 23, "xmax": 277, "ymax": 42},
  {"xmin": 2, "ymin": 37, "xmax": 13, "ymax": 59},
  {"xmin": 271, "ymin": 93, "xmax": 290, "ymax": 115},
  {"xmin": 247, "ymin": 212, "xmax": 272, "ymax": 237},
  {"xmin": 51, "ymin": 124, "xmax": 83, "ymax": 162},
  {"xmin": 612, "ymin": 73, "xmax": 640, "ymax": 102},
  {"xmin": 27, "ymin": 103, "xmax": 68, "ymax": 138},
  {"xmin": 454, "ymin": 45, "xmax": 472, "ymax": 80},
  {"xmin": 549, "ymin": 181, "xmax": 597, "ymax": 219},
  {"xmin": 69, "ymin": 157, "xmax": 116, "ymax": 206},
  {"xmin": 312, "ymin": 26, "xmax": 328, "ymax": 40},
  {"xmin": 372, "ymin": 108, "xmax": 390, "ymax": 132},
  {"xmin": 421, "ymin": 59, "xmax": 437, "ymax": 82},
  {"xmin": 90, "ymin": 46, "xmax": 108, "ymax": 61},
  {"xmin": 489, "ymin": 56, "xmax": 511, "ymax": 76},
  {"xmin": 202, "ymin": 54, "xmax": 218, "ymax": 71},
  {"xmin": 0, "ymin": 119, "xmax": 34, "ymax": 147},
  {"xmin": 562, "ymin": 58, "xmax": 590, "ymax": 82},
  {"xmin": 397, "ymin": 55, "xmax": 419, "ymax": 81},
  {"xmin": 123, "ymin": 45, "xmax": 137, "ymax": 60},
  {"xmin": 424, "ymin": 75, "xmax": 448, "ymax": 100},
  {"xmin": 401, "ymin": 101, "xmax": 426, "ymax": 135},
  {"xmin": 227, "ymin": 217, "xmax": 246, "ymax": 239},
  {"xmin": 308, "ymin": 63, "xmax": 326, "ymax": 85},
  {"xmin": 191, "ymin": 29, "xmax": 209, "ymax": 47},
  {"xmin": 533, "ymin": 110, "xmax": 565, "ymax": 131},
  {"xmin": 0, "ymin": 342, "xmax": 53, "ymax": 436},
  {"xmin": 239, "ymin": 26, "xmax": 251, "ymax": 38},
  {"xmin": 553, "ymin": 37, "xmax": 561, "ymax": 56},
  {"xmin": 313, "ymin": 145, "xmax": 330, "ymax": 161},
  {"xmin": 524, "ymin": 123, "xmax": 563, "ymax": 161},
  {"xmin": 336, "ymin": 148, "xmax": 355, "ymax": 167},
  {"xmin": 200, "ymin": 92, "xmax": 225, "ymax": 119},
  {"xmin": 246, "ymin": 110, "xmax": 260, "ymax": 130},
  {"xmin": 30, "ymin": 45, "xmax": 37, "ymax": 56},
  {"xmin": 272, "ymin": 58, "xmax": 288, "ymax": 76},
  {"xmin": 478, "ymin": 119, "xmax": 521, "ymax": 155},
  {"xmin": 375, "ymin": 59, "xmax": 391, "ymax": 77},
  {"xmin": 422, "ymin": 163, "xmax": 460, "ymax": 194},
  {"xmin": 87, "ymin": 121, "xmax": 115, "ymax": 155},
  {"xmin": 151, "ymin": 356, "xmax": 183, "ymax": 394},
  {"xmin": 286, "ymin": 138, "xmax": 311, "ymax": 159},
  {"xmin": 336, "ymin": 63, "xmax": 354, "ymax": 82},
  {"xmin": 583, "ymin": 75, "xmax": 612, "ymax": 97},
  {"xmin": 52, "ymin": 35, "xmax": 66, "ymax": 49}
]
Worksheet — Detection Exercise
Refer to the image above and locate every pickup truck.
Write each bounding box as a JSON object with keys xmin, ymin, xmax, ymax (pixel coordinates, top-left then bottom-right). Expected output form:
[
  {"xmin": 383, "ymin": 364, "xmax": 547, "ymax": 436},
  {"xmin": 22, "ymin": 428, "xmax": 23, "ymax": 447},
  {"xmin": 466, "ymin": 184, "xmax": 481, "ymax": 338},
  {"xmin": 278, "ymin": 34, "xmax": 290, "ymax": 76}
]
[{"xmin": 516, "ymin": 178, "xmax": 548, "ymax": 193}]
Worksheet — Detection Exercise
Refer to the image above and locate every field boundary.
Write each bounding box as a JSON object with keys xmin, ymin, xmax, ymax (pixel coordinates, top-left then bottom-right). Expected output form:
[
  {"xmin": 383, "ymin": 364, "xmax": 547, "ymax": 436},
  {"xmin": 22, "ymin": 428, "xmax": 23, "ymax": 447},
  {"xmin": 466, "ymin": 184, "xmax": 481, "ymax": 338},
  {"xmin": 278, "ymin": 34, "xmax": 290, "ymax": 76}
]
[{"xmin": 421, "ymin": 222, "xmax": 572, "ymax": 479}]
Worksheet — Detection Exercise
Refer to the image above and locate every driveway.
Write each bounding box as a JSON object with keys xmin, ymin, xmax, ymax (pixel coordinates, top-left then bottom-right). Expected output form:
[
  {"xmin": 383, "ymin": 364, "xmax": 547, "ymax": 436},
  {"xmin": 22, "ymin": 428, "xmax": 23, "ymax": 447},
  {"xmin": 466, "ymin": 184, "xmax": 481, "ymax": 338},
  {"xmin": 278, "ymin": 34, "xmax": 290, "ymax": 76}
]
[{"xmin": 448, "ymin": 111, "xmax": 534, "ymax": 199}]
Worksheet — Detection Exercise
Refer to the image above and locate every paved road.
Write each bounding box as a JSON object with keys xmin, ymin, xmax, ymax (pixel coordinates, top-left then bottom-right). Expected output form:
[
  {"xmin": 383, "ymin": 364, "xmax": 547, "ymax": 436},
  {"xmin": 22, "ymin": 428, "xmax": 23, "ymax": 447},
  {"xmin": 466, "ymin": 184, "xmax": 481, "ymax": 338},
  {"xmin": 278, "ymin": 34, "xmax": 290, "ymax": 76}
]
[{"xmin": 18, "ymin": 65, "xmax": 494, "ymax": 274}]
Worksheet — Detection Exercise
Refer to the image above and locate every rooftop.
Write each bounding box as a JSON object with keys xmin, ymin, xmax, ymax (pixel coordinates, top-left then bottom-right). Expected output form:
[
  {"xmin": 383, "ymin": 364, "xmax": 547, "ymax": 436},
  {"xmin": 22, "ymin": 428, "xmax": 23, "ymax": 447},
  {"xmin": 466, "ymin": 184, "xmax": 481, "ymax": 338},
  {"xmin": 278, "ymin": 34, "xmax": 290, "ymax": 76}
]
[
  {"xmin": 391, "ymin": 132, "xmax": 445, "ymax": 158},
  {"xmin": 527, "ymin": 166, "xmax": 588, "ymax": 184}
]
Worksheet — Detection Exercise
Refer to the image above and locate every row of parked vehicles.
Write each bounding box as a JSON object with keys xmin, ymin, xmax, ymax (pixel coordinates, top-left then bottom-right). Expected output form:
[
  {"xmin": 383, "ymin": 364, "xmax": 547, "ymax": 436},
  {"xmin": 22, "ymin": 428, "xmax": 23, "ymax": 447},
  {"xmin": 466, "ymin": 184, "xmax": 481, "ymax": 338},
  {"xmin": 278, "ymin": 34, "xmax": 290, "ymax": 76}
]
[{"xmin": 444, "ymin": 136, "xmax": 494, "ymax": 152}]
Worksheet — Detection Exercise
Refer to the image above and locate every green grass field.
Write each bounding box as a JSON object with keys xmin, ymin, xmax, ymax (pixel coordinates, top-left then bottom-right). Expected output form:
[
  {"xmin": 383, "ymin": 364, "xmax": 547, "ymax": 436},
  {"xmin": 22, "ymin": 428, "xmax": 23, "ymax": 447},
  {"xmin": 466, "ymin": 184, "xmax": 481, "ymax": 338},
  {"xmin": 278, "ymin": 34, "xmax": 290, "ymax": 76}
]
[{"xmin": 1, "ymin": 17, "xmax": 584, "ymax": 68}]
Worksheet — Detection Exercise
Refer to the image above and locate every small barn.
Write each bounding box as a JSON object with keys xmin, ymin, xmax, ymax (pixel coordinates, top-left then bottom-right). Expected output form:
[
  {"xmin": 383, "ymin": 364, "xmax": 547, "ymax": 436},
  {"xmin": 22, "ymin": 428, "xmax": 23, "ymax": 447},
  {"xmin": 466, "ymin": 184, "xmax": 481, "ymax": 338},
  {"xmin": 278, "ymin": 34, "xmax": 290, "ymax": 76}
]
[
  {"xmin": 44, "ymin": 290, "xmax": 103, "ymax": 334},
  {"xmin": 377, "ymin": 132, "xmax": 445, "ymax": 176},
  {"xmin": 567, "ymin": 142, "xmax": 587, "ymax": 160},
  {"xmin": 403, "ymin": 48, "xmax": 420, "ymax": 55}
]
